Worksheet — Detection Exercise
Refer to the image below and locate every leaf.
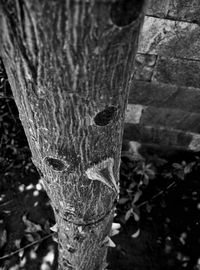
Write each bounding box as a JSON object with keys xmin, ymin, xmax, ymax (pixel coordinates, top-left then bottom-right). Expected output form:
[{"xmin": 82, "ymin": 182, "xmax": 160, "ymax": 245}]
[
  {"xmin": 176, "ymin": 171, "xmax": 184, "ymax": 180},
  {"xmin": 132, "ymin": 190, "xmax": 142, "ymax": 204},
  {"xmin": 161, "ymin": 199, "xmax": 166, "ymax": 208},
  {"xmin": 181, "ymin": 161, "xmax": 186, "ymax": 166},
  {"xmin": 3, "ymin": 210, "xmax": 11, "ymax": 214},
  {"xmin": 146, "ymin": 203, "xmax": 152, "ymax": 213},
  {"xmin": 132, "ymin": 210, "xmax": 140, "ymax": 222},
  {"xmin": 19, "ymin": 250, "xmax": 24, "ymax": 258},
  {"xmin": 44, "ymin": 220, "xmax": 51, "ymax": 234},
  {"xmin": 152, "ymin": 156, "xmax": 167, "ymax": 167},
  {"xmin": 118, "ymin": 197, "xmax": 129, "ymax": 205},
  {"xmin": 22, "ymin": 214, "xmax": 42, "ymax": 233},
  {"xmin": 131, "ymin": 229, "xmax": 140, "ymax": 238},
  {"xmin": 0, "ymin": 229, "xmax": 7, "ymax": 248},
  {"xmin": 25, "ymin": 233, "xmax": 35, "ymax": 243},
  {"xmin": 143, "ymin": 175, "xmax": 149, "ymax": 186},
  {"xmin": 162, "ymin": 172, "xmax": 172, "ymax": 179},
  {"xmin": 132, "ymin": 205, "xmax": 140, "ymax": 221},
  {"xmin": 14, "ymin": 239, "xmax": 21, "ymax": 249},
  {"xmin": 145, "ymin": 164, "xmax": 156, "ymax": 179},
  {"xmin": 184, "ymin": 162, "xmax": 195, "ymax": 174},
  {"xmin": 129, "ymin": 182, "xmax": 137, "ymax": 189},
  {"xmin": 172, "ymin": 163, "xmax": 182, "ymax": 169},
  {"xmin": 125, "ymin": 209, "xmax": 132, "ymax": 221}
]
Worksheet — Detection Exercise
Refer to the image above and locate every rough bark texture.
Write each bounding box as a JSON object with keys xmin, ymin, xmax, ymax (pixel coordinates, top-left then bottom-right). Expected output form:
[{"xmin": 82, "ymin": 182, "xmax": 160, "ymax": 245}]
[{"xmin": 0, "ymin": 1, "xmax": 145, "ymax": 269}]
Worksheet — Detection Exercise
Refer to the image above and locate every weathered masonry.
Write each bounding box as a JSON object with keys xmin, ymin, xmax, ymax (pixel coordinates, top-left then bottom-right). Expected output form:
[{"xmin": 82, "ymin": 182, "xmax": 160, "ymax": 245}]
[{"xmin": 124, "ymin": 0, "xmax": 200, "ymax": 154}]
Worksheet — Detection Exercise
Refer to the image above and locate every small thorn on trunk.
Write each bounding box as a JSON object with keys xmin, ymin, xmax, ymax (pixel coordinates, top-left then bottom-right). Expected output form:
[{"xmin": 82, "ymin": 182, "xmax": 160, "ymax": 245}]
[{"xmin": 101, "ymin": 236, "xmax": 116, "ymax": 248}]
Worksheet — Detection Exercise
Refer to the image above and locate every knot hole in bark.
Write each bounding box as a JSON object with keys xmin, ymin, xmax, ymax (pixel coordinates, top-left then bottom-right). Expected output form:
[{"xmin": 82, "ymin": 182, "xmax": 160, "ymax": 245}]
[
  {"xmin": 44, "ymin": 157, "xmax": 67, "ymax": 172},
  {"xmin": 110, "ymin": 0, "xmax": 145, "ymax": 27},
  {"xmin": 94, "ymin": 106, "xmax": 118, "ymax": 126}
]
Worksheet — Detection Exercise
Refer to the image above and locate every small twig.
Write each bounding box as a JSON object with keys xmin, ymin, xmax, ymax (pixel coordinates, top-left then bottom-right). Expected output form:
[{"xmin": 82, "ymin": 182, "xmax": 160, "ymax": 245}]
[
  {"xmin": 0, "ymin": 95, "xmax": 13, "ymax": 99},
  {"xmin": 137, "ymin": 181, "xmax": 177, "ymax": 208},
  {"xmin": 0, "ymin": 200, "xmax": 13, "ymax": 208},
  {"xmin": 6, "ymin": 100, "xmax": 17, "ymax": 123},
  {"xmin": 0, "ymin": 233, "xmax": 55, "ymax": 261}
]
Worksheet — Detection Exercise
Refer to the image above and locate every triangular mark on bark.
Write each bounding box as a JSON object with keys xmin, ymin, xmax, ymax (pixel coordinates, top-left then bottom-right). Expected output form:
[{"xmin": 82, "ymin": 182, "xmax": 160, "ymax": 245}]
[{"xmin": 85, "ymin": 157, "xmax": 119, "ymax": 193}]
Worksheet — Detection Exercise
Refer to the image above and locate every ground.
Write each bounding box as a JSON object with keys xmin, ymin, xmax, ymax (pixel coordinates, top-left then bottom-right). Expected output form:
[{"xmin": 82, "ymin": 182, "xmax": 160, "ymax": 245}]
[{"xmin": 1, "ymin": 64, "xmax": 200, "ymax": 270}]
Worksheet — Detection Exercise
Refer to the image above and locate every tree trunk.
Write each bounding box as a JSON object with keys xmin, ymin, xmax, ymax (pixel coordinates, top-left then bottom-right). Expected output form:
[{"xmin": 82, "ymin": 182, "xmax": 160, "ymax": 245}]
[{"xmin": 0, "ymin": 1, "xmax": 145, "ymax": 269}]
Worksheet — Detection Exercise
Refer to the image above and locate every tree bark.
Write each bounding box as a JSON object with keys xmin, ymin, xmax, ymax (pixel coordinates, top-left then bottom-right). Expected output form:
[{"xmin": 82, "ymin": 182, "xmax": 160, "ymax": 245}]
[{"xmin": 0, "ymin": 1, "xmax": 145, "ymax": 269}]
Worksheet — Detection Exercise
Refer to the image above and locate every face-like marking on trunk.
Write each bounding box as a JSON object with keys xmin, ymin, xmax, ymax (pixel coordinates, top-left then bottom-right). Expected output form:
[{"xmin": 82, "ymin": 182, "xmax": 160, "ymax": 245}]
[{"xmin": 85, "ymin": 157, "xmax": 119, "ymax": 193}]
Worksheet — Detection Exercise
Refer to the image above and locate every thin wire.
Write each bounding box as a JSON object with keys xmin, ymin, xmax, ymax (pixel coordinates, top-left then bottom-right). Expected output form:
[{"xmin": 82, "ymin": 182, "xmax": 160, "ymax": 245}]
[{"xmin": 0, "ymin": 233, "xmax": 55, "ymax": 261}]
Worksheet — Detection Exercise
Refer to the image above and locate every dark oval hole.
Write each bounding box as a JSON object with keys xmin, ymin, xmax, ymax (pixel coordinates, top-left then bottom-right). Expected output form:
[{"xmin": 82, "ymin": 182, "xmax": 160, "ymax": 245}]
[
  {"xmin": 192, "ymin": 19, "xmax": 199, "ymax": 24},
  {"xmin": 44, "ymin": 157, "xmax": 66, "ymax": 171},
  {"xmin": 110, "ymin": 0, "xmax": 145, "ymax": 27},
  {"xmin": 94, "ymin": 106, "xmax": 118, "ymax": 126}
]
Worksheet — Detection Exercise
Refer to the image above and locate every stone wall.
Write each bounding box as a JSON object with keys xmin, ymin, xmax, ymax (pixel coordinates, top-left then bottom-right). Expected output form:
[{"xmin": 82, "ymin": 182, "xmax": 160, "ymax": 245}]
[{"xmin": 124, "ymin": 0, "xmax": 200, "ymax": 154}]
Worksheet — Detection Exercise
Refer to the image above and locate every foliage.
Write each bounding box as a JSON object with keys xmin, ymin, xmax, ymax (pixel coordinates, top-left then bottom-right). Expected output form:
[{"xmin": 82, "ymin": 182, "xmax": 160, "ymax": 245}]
[
  {"xmin": 118, "ymin": 153, "xmax": 198, "ymax": 233},
  {"xmin": 1, "ymin": 58, "xmax": 200, "ymax": 269}
]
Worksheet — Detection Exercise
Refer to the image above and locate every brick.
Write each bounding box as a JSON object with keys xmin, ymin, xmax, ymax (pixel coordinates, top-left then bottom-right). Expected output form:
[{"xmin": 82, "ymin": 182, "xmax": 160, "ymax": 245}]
[
  {"xmin": 189, "ymin": 134, "xmax": 200, "ymax": 151},
  {"xmin": 140, "ymin": 107, "xmax": 200, "ymax": 133},
  {"xmin": 123, "ymin": 123, "xmax": 200, "ymax": 151},
  {"xmin": 123, "ymin": 123, "xmax": 193, "ymax": 149},
  {"xmin": 128, "ymin": 81, "xmax": 200, "ymax": 113},
  {"xmin": 145, "ymin": 0, "xmax": 200, "ymax": 23},
  {"xmin": 168, "ymin": 0, "xmax": 200, "ymax": 23},
  {"xmin": 152, "ymin": 57, "xmax": 200, "ymax": 88},
  {"xmin": 145, "ymin": 0, "xmax": 170, "ymax": 17},
  {"xmin": 138, "ymin": 16, "xmax": 200, "ymax": 60},
  {"xmin": 125, "ymin": 104, "xmax": 147, "ymax": 124}
]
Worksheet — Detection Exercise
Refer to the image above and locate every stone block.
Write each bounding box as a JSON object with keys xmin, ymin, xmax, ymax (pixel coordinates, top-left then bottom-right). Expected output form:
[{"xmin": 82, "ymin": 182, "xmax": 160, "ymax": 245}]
[
  {"xmin": 168, "ymin": 0, "xmax": 200, "ymax": 23},
  {"xmin": 125, "ymin": 104, "xmax": 147, "ymax": 124},
  {"xmin": 145, "ymin": 0, "xmax": 170, "ymax": 17},
  {"xmin": 152, "ymin": 57, "xmax": 200, "ymax": 88},
  {"xmin": 145, "ymin": 0, "xmax": 200, "ymax": 23},
  {"xmin": 123, "ymin": 123, "xmax": 200, "ymax": 151},
  {"xmin": 140, "ymin": 107, "xmax": 200, "ymax": 133},
  {"xmin": 138, "ymin": 16, "xmax": 200, "ymax": 60},
  {"xmin": 128, "ymin": 81, "xmax": 200, "ymax": 113},
  {"xmin": 123, "ymin": 123, "xmax": 193, "ymax": 149}
]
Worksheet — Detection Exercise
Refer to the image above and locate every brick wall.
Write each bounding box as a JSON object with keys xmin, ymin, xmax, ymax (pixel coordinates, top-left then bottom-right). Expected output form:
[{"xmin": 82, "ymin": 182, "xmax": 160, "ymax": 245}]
[{"xmin": 124, "ymin": 0, "xmax": 200, "ymax": 153}]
